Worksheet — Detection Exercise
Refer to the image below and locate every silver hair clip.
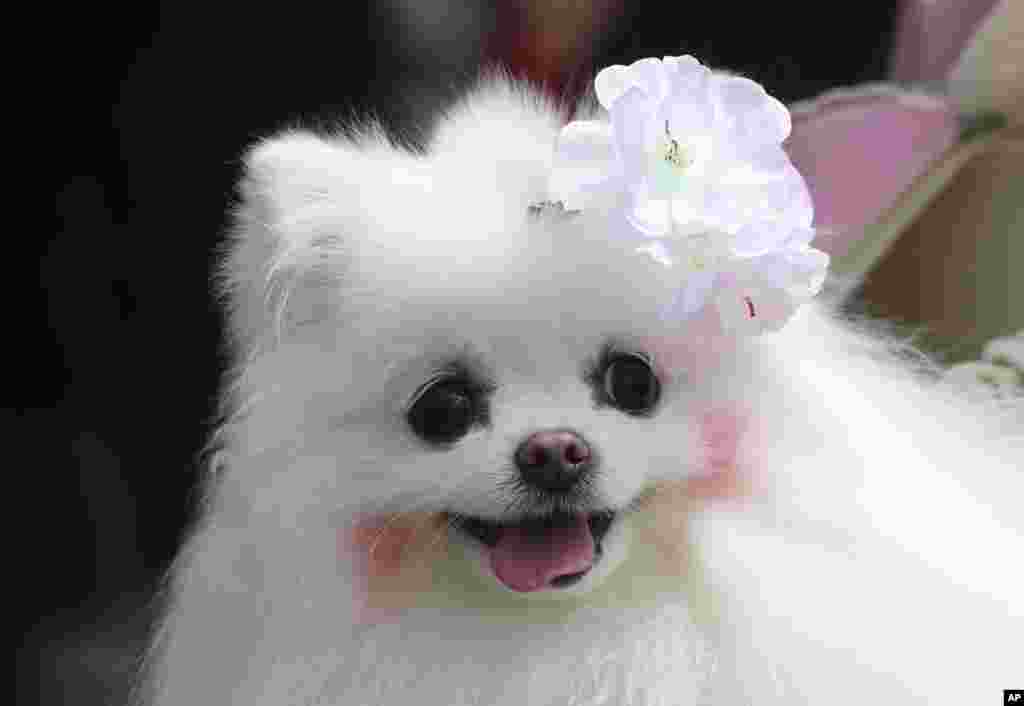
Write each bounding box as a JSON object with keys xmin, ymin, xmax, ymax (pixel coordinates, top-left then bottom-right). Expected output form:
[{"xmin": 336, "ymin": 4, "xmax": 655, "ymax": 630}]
[{"xmin": 528, "ymin": 200, "xmax": 581, "ymax": 219}]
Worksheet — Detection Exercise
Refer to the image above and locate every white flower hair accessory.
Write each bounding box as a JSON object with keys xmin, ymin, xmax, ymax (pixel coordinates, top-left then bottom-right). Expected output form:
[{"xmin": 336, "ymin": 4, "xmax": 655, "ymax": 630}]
[{"xmin": 547, "ymin": 55, "xmax": 829, "ymax": 335}]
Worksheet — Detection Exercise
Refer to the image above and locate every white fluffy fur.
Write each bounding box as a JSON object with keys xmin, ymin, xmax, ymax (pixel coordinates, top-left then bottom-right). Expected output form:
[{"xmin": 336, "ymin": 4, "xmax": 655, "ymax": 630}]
[{"xmin": 138, "ymin": 79, "xmax": 1023, "ymax": 705}]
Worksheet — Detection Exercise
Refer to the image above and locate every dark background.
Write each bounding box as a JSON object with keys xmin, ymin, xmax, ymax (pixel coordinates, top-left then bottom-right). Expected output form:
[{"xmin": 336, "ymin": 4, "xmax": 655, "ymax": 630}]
[{"xmin": 31, "ymin": 2, "xmax": 898, "ymax": 703}]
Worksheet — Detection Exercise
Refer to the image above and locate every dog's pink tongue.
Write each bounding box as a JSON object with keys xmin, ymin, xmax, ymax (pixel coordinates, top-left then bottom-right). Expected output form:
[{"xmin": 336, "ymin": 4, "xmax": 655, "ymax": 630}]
[{"xmin": 488, "ymin": 516, "xmax": 594, "ymax": 592}]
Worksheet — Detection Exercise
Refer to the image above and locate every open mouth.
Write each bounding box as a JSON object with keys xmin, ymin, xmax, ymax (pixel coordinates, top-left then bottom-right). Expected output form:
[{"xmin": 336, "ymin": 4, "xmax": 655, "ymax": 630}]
[{"xmin": 451, "ymin": 511, "xmax": 616, "ymax": 592}]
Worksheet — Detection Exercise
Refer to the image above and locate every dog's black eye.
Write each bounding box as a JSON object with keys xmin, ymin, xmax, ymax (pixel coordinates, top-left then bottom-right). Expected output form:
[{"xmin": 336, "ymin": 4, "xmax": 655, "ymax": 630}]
[
  {"xmin": 603, "ymin": 354, "xmax": 660, "ymax": 415},
  {"xmin": 407, "ymin": 377, "xmax": 478, "ymax": 445}
]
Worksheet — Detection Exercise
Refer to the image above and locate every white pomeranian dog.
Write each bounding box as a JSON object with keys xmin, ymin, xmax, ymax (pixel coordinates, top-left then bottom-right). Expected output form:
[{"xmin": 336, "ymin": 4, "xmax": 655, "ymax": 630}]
[{"xmin": 137, "ymin": 60, "xmax": 1022, "ymax": 705}]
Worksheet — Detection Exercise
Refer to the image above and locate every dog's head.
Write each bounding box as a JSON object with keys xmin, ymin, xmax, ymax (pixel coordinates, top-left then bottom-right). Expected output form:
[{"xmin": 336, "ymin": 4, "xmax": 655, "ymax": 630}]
[{"xmin": 217, "ymin": 82, "xmax": 769, "ymax": 615}]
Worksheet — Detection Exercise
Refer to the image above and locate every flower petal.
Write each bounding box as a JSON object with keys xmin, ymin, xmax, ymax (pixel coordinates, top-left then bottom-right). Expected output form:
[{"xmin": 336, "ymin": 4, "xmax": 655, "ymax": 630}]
[
  {"xmin": 662, "ymin": 54, "xmax": 702, "ymax": 75},
  {"xmin": 610, "ymin": 86, "xmax": 659, "ymax": 182},
  {"xmin": 663, "ymin": 269, "xmax": 718, "ymax": 321},
  {"xmin": 782, "ymin": 226, "xmax": 817, "ymax": 249},
  {"xmin": 594, "ymin": 64, "xmax": 633, "ymax": 110},
  {"xmin": 758, "ymin": 95, "xmax": 792, "ymax": 143},
  {"xmin": 716, "ymin": 75, "xmax": 768, "ymax": 114},
  {"xmin": 718, "ymin": 166, "xmax": 814, "ymax": 228},
  {"xmin": 669, "ymin": 185, "xmax": 717, "ymax": 233},
  {"xmin": 627, "ymin": 192, "xmax": 672, "ymax": 236},
  {"xmin": 663, "ymin": 58, "xmax": 715, "ymax": 135},
  {"xmin": 732, "ymin": 220, "xmax": 795, "ymax": 257},
  {"xmin": 753, "ymin": 246, "xmax": 830, "ymax": 296},
  {"xmin": 780, "ymin": 167, "xmax": 816, "ymax": 228},
  {"xmin": 635, "ymin": 239, "xmax": 675, "ymax": 267},
  {"xmin": 664, "ymin": 55, "xmax": 712, "ymax": 103},
  {"xmin": 715, "ymin": 75, "xmax": 792, "ymax": 147},
  {"xmin": 595, "ymin": 57, "xmax": 670, "ymax": 110},
  {"xmin": 626, "ymin": 57, "xmax": 671, "ymax": 103},
  {"xmin": 744, "ymin": 143, "xmax": 792, "ymax": 173},
  {"xmin": 665, "ymin": 98, "xmax": 715, "ymax": 140},
  {"xmin": 782, "ymin": 247, "xmax": 830, "ymax": 296}
]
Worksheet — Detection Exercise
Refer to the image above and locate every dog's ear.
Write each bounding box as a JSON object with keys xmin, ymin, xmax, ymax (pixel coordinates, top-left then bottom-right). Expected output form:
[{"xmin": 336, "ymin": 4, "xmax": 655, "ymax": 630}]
[{"xmin": 221, "ymin": 130, "xmax": 414, "ymax": 353}]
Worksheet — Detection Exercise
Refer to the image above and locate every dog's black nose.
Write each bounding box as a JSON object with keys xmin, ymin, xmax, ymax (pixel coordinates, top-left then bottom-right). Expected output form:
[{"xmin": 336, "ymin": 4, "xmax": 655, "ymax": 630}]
[{"xmin": 515, "ymin": 430, "xmax": 593, "ymax": 493}]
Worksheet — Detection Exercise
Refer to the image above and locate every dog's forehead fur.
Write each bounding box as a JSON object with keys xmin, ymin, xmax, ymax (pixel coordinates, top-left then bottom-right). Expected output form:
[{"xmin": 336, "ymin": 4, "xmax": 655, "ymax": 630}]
[{"xmin": 227, "ymin": 80, "xmax": 678, "ymax": 359}]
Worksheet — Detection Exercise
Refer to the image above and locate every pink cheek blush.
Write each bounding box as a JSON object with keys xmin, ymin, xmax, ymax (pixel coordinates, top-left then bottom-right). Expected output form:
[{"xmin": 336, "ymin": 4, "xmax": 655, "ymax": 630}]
[
  {"xmin": 642, "ymin": 315, "xmax": 761, "ymax": 505},
  {"xmin": 686, "ymin": 408, "xmax": 760, "ymax": 503},
  {"xmin": 340, "ymin": 514, "xmax": 441, "ymax": 625}
]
